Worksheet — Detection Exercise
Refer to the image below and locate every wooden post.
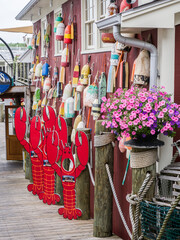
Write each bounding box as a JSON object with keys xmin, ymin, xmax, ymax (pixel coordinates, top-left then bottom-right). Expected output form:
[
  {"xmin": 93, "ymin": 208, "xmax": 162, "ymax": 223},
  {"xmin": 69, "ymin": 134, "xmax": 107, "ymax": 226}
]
[
  {"xmin": 25, "ymin": 152, "xmax": 33, "ymax": 183},
  {"xmin": 75, "ymin": 128, "xmax": 91, "ymax": 220},
  {"xmin": 93, "ymin": 120, "xmax": 114, "ymax": 238},
  {"xmin": 55, "ymin": 118, "xmax": 72, "ymax": 205},
  {"xmin": 131, "ymin": 148, "xmax": 156, "ymax": 199},
  {"xmin": 130, "ymin": 147, "xmax": 157, "ymax": 240},
  {"xmin": 55, "ymin": 160, "xmax": 64, "ymax": 205}
]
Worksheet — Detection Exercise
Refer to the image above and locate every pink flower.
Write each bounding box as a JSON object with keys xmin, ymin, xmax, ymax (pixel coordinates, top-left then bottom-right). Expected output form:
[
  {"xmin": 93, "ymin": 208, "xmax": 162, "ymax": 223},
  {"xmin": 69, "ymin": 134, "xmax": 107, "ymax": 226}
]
[
  {"xmin": 139, "ymin": 125, "xmax": 142, "ymax": 129},
  {"xmin": 102, "ymin": 121, "xmax": 106, "ymax": 126},
  {"xmin": 102, "ymin": 96, "xmax": 107, "ymax": 102},
  {"xmin": 150, "ymin": 130, "xmax": 156, "ymax": 135},
  {"xmin": 169, "ymin": 109, "xmax": 174, "ymax": 114},
  {"xmin": 129, "ymin": 115, "xmax": 134, "ymax": 120},
  {"xmin": 162, "ymin": 108, "xmax": 167, "ymax": 113},
  {"xmin": 158, "ymin": 112, "xmax": 164, "ymax": 118},
  {"xmin": 129, "ymin": 99, "xmax": 134, "ymax": 104},
  {"xmin": 106, "ymin": 103, "xmax": 110, "ymax": 107},
  {"xmin": 128, "ymin": 121, "xmax": 132, "ymax": 126},
  {"xmin": 132, "ymin": 131, "xmax": 136, "ymax": 135}
]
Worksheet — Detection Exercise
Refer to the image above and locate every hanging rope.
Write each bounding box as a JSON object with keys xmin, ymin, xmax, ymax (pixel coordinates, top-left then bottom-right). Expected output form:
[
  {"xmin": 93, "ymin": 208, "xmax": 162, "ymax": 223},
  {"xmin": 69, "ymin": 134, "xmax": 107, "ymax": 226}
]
[
  {"xmin": 126, "ymin": 173, "xmax": 156, "ymax": 240},
  {"xmin": 105, "ymin": 164, "xmax": 132, "ymax": 239},
  {"xmin": 87, "ymin": 162, "xmax": 95, "ymax": 186}
]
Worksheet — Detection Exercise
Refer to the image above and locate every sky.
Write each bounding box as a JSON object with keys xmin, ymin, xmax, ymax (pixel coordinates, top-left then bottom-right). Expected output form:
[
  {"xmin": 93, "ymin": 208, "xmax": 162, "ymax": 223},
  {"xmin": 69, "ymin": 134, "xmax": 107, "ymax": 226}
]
[{"xmin": 0, "ymin": 0, "xmax": 32, "ymax": 43}]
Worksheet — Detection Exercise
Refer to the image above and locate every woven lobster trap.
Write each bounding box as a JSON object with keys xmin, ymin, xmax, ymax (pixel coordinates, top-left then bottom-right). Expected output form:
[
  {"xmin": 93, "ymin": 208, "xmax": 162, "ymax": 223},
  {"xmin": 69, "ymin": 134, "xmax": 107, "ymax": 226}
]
[
  {"xmin": 140, "ymin": 200, "xmax": 180, "ymax": 240},
  {"xmin": 139, "ymin": 159, "xmax": 180, "ymax": 240}
]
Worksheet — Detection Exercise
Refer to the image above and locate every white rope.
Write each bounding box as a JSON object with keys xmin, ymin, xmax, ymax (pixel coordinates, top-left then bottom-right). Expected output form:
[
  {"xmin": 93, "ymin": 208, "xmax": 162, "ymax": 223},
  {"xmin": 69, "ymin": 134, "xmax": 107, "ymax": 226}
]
[
  {"xmin": 105, "ymin": 164, "xmax": 132, "ymax": 239},
  {"xmin": 87, "ymin": 162, "xmax": 95, "ymax": 186}
]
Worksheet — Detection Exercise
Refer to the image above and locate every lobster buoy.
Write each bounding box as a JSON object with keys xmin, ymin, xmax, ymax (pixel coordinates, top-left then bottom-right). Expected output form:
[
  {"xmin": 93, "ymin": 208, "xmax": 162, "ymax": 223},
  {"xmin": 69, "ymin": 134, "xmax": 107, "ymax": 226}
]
[
  {"xmin": 110, "ymin": 51, "xmax": 119, "ymax": 66},
  {"xmin": 54, "ymin": 13, "xmax": 63, "ymax": 33},
  {"xmin": 57, "ymin": 82, "xmax": 63, "ymax": 98},
  {"xmin": 61, "ymin": 47, "xmax": 69, "ymax": 67},
  {"xmin": 56, "ymin": 22, "xmax": 65, "ymax": 41},
  {"xmin": 59, "ymin": 102, "xmax": 65, "ymax": 116},
  {"xmin": 71, "ymin": 115, "xmax": 82, "ymax": 143},
  {"xmin": 74, "ymin": 91, "xmax": 80, "ymax": 111},
  {"xmin": 35, "ymin": 62, "xmax": 42, "ymax": 77},
  {"xmin": 62, "ymin": 81, "xmax": 72, "ymax": 102},
  {"xmin": 91, "ymin": 99, "xmax": 101, "ymax": 120},
  {"xmin": 80, "ymin": 64, "xmax": 91, "ymax": 85},
  {"xmin": 43, "ymin": 76, "xmax": 51, "ymax": 93},
  {"xmin": 133, "ymin": 49, "xmax": 150, "ymax": 86},
  {"xmin": 76, "ymin": 78, "xmax": 85, "ymax": 92},
  {"xmin": 64, "ymin": 25, "xmax": 72, "ymax": 44},
  {"xmin": 42, "ymin": 62, "xmax": 49, "ymax": 76},
  {"xmin": 53, "ymin": 66, "xmax": 58, "ymax": 80},
  {"xmin": 64, "ymin": 97, "xmax": 75, "ymax": 118}
]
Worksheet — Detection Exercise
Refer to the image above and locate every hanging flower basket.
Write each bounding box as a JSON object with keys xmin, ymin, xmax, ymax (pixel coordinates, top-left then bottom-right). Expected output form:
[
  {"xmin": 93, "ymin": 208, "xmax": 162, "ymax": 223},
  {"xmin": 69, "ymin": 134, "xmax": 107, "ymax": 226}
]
[{"xmin": 101, "ymin": 86, "xmax": 180, "ymax": 145}]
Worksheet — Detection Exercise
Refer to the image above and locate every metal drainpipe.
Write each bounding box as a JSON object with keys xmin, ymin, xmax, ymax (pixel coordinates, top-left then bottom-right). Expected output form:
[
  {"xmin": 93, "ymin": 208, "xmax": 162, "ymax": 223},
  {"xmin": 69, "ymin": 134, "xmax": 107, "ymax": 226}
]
[{"xmin": 113, "ymin": 25, "xmax": 158, "ymax": 89}]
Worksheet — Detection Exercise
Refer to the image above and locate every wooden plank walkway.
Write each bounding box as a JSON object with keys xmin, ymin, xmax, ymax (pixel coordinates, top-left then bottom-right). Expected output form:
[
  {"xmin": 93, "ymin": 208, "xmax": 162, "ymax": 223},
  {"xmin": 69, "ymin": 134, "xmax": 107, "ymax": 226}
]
[{"xmin": 0, "ymin": 123, "xmax": 122, "ymax": 240}]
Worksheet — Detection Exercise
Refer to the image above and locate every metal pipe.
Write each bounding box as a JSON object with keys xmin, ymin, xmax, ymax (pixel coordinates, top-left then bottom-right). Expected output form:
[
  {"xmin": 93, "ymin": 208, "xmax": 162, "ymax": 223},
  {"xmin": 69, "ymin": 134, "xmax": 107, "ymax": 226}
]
[{"xmin": 113, "ymin": 25, "xmax": 158, "ymax": 88}]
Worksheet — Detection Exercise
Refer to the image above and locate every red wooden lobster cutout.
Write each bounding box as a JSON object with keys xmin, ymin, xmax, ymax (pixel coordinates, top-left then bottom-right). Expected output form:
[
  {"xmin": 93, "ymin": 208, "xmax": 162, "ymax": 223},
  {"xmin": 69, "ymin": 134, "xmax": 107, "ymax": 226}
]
[
  {"xmin": 15, "ymin": 107, "xmax": 43, "ymax": 195},
  {"xmin": 46, "ymin": 116, "xmax": 89, "ymax": 220},
  {"xmin": 15, "ymin": 106, "xmax": 61, "ymax": 205},
  {"xmin": 39, "ymin": 106, "xmax": 60, "ymax": 204}
]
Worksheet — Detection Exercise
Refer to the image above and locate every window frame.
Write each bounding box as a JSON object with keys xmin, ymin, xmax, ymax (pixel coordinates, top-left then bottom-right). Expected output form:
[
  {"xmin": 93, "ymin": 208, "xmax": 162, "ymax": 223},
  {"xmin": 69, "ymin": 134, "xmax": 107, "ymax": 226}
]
[
  {"xmin": 54, "ymin": 6, "xmax": 63, "ymax": 57},
  {"xmin": 41, "ymin": 16, "xmax": 47, "ymax": 58},
  {"xmin": 81, "ymin": 0, "xmax": 113, "ymax": 54}
]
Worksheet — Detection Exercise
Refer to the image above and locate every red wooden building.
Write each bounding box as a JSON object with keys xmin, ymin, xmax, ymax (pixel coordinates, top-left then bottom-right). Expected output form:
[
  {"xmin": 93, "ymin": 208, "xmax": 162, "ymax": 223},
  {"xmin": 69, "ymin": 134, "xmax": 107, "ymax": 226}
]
[{"xmin": 16, "ymin": 0, "xmax": 180, "ymax": 239}]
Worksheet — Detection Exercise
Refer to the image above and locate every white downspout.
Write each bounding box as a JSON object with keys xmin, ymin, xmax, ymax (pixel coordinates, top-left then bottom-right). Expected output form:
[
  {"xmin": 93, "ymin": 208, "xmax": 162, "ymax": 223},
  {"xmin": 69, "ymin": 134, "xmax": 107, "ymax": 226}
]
[{"xmin": 113, "ymin": 25, "xmax": 158, "ymax": 89}]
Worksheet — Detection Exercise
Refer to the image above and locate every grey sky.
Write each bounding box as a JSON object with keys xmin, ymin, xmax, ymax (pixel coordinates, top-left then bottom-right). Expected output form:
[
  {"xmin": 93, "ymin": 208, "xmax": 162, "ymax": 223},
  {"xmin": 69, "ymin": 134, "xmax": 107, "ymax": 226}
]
[{"xmin": 0, "ymin": 0, "xmax": 32, "ymax": 43}]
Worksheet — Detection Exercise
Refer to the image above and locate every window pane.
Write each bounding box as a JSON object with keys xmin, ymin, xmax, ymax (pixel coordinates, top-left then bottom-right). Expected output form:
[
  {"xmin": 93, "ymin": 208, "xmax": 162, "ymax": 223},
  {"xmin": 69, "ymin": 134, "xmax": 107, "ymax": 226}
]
[
  {"xmin": 100, "ymin": 0, "xmax": 107, "ymax": 17},
  {"xmin": 85, "ymin": 0, "xmax": 94, "ymax": 20}
]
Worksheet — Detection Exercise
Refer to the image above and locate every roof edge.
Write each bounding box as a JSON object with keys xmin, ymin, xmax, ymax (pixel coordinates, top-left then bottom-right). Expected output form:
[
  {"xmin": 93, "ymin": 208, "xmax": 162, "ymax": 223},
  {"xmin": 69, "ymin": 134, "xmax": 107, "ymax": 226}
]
[{"xmin": 15, "ymin": 0, "xmax": 40, "ymax": 20}]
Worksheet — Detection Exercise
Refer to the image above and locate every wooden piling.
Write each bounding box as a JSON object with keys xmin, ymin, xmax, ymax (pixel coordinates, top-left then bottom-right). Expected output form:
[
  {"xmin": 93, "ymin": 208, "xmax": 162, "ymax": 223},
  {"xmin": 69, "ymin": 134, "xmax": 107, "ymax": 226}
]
[
  {"xmin": 75, "ymin": 128, "xmax": 91, "ymax": 220},
  {"xmin": 93, "ymin": 120, "xmax": 114, "ymax": 238},
  {"xmin": 25, "ymin": 152, "xmax": 33, "ymax": 183},
  {"xmin": 131, "ymin": 148, "xmax": 156, "ymax": 199}
]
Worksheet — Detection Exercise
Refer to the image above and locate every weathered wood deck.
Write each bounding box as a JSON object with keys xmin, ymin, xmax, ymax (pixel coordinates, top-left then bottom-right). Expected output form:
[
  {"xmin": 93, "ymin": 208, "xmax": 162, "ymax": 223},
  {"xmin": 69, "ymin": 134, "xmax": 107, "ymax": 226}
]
[{"xmin": 0, "ymin": 123, "xmax": 122, "ymax": 240}]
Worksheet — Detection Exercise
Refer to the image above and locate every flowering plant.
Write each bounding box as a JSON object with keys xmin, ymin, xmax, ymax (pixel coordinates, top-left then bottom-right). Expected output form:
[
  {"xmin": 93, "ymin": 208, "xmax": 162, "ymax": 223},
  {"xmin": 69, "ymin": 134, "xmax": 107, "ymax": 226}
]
[{"xmin": 101, "ymin": 86, "xmax": 180, "ymax": 141}]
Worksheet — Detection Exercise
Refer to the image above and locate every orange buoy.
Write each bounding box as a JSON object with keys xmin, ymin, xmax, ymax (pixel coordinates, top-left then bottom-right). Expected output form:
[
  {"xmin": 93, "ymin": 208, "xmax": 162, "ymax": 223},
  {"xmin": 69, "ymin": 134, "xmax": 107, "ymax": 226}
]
[{"xmin": 64, "ymin": 25, "xmax": 72, "ymax": 44}]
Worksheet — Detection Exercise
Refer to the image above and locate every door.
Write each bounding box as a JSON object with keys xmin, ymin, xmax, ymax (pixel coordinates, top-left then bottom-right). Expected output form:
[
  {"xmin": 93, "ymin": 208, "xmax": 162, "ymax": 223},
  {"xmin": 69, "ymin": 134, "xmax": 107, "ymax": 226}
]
[{"xmin": 5, "ymin": 106, "xmax": 23, "ymax": 160}]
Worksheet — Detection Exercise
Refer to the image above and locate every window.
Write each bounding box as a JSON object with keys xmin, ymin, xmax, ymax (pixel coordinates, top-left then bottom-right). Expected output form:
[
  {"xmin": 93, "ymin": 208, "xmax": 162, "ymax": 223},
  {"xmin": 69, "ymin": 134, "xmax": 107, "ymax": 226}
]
[
  {"xmin": 41, "ymin": 17, "xmax": 47, "ymax": 57},
  {"xmin": 85, "ymin": 0, "xmax": 95, "ymax": 49},
  {"xmin": 81, "ymin": 0, "xmax": 111, "ymax": 53},
  {"xmin": 54, "ymin": 7, "xmax": 63, "ymax": 56}
]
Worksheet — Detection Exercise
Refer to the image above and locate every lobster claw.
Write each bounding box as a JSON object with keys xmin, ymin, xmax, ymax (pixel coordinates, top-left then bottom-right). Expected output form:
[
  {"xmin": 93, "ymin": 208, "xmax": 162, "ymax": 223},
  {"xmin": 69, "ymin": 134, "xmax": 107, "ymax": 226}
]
[
  {"xmin": 14, "ymin": 107, "xmax": 27, "ymax": 142},
  {"xmin": 55, "ymin": 116, "xmax": 68, "ymax": 150},
  {"xmin": 29, "ymin": 116, "xmax": 42, "ymax": 150},
  {"xmin": 43, "ymin": 106, "xmax": 56, "ymax": 132},
  {"xmin": 75, "ymin": 131, "xmax": 89, "ymax": 167},
  {"xmin": 46, "ymin": 130, "xmax": 59, "ymax": 165}
]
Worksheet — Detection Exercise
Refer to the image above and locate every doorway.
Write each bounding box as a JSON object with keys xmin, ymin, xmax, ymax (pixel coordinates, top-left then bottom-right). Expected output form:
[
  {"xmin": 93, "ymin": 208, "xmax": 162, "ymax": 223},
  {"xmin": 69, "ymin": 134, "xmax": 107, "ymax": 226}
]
[{"xmin": 5, "ymin": 105, "xmax": 23, "ymax": 160}]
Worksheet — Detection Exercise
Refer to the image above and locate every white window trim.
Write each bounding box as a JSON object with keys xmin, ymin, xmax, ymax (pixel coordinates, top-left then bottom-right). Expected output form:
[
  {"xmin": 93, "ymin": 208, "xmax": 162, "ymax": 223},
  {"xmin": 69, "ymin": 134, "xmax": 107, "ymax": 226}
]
[
  {"xmin": 41, "ymin": 16, "xmax": 47, "ymax": 58},
  {"xmin": 81, "ymin": 0, "xmax": 112, "ymax": 54},
  {"xmin": 54, "ymin": 6, "xmax": 63, "ymax": 57}
]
